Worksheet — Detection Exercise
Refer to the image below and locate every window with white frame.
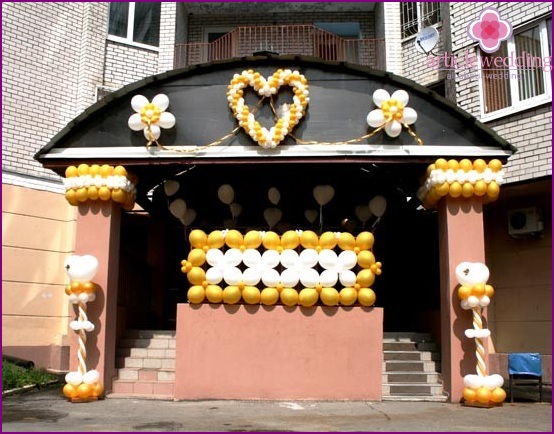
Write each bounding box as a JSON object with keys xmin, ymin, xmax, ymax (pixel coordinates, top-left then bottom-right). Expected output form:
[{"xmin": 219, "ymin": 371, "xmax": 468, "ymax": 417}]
[
  {"xmin": 108, "ymin": 2, "xmax": 161, "ymax": 49},
  {"xmin": 480, "ymin": 18, "xmax": 552, "ymax": 118},
  {"xmin": 401, "ymin": 2, "xmax": 441, "ymax": 39}
]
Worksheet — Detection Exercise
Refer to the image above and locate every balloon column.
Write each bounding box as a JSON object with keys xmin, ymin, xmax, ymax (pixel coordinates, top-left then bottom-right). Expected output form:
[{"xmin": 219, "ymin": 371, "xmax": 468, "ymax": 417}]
[
  {"xmin": 62, "ymin": 255, "xmax": 104, "ymax": 402},
  {"xmin": 455, "ymin": 262, "xmax": 506, "ymax": 406},
  {"xmin": 182, "ymin": 229, "xmax": 382, "ymax": 308}
]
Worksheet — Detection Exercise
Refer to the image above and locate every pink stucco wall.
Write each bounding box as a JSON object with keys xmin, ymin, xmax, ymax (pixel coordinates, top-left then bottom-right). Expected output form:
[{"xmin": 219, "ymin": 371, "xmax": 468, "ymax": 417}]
[{"xmin": 175, "ymin": 304, "xmax": 384, "ymax": 400}]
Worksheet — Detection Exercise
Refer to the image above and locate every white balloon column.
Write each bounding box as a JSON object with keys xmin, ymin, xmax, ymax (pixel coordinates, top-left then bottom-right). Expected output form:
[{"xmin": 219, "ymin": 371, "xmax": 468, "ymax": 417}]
[
  {"xmin": 455, "ymin": 262, "xmax": 506, "ymax": 406},
  {"xmin": 62, "ymin": 255, "xmax": 104, "ymax": 401}
]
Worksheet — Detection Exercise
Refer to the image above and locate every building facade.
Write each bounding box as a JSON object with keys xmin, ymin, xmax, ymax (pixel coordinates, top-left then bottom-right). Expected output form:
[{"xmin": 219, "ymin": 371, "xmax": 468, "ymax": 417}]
[{"xmin": 2, "ymin": 2, "xmax": 551, "ymax": 400}]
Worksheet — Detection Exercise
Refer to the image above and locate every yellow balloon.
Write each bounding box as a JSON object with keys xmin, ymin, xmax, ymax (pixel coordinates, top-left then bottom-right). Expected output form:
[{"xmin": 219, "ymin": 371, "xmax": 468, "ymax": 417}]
[
  {"xmin": 63, "ymin": 383, "xmax": 79, "ymax": 398},
  {"xmin": 435, "ymin": 158, "xmax": 448, "ymax": 171},
  {"xmin": 320, "ymin": 287, "xmax": 339, "ymax": 306},
  {"xmin": 260, "ymin": 287, "xmax": 280, "ymax": 305},
  {"xmin": 436, "ymin": 182, "xmax": 450, "ymax": 197},
  {"xmin": 76, "ymin": 187, "xmax": 88, "ymax": 202},
  {"xmin": 449, "ymin": 182, "xmax": 462, "ymax": 198},
  {"xmin": 426, "ymin": 164, "xmax": 435, "ymax": 177},
  {"xmin": 486, "ymin": 181, "xmax": 500, "ymax": 199},
  {"xmin": 474, "ymin": 180, "xmax": 487, "ymax": 196},
  {"xmin": 338, "ymin": 232, "xmax": 356, "ymax": 251},
  {"xmin": 98, "ymin": 186, "xmax": 111, "ymax": 201},
  {"xmin": 318, "ymin": 232, "xmax": 337, "ymax": 249},
  {"xmin": 77, "ymin": 163, "xmax": 90, "ymax": 176},
  {"xmin": 89, "ymin": 164, "xmax": 101, "ymax": 177},
  {"xmin": 65, "ymin": 166, "xmax": 78, "ymax": 178},
  {"xmin": 358, "ymin": 288, "xmax": 376, "ymax": 306},
  {"xmin": 490, "ymin": 387, "xmax": 506, "ymax": 403},
  {"xmin": 339, "ymin": 287, "xmax": 358, "ymax": 306},
  {"xmin": 77, "ymin": 382, "xmax": 92, "ymax": 398},
  {"xmin": 207, "ymin": 230, "xmax": 225, "ymax": 248},
  {"xmin": 91, "ymin": 382, "xmax": 104, "ymax": 398},
  {"xmin": 113, "ymin": 165, "xmax": 128, "ymax": 177},
  {"xmin": 187, "ymin": 249, "xmax": 206, "ymax": 266},
  {"xmin": 300, "ymin": 230, "xmax": 318, "ymax": 249},
  {"xmin": 111, "ymin": 189, "xmax": 126, "ymax": 203},
  {"xmin": 187, "ymin": 286, "xmax": 205, "ymax": 304},
  {"xmin": 87, "ymin": 186, "xmax": 99, "ymax": 201},
  {"xmin": 262, "ymin": 231, "xmax": 281, "ymax": 250},
  {"xmin": 485, "ymin": 284, "xmax": 494, "ymax": 297},
  {"xmin": 225, "ymin": 229, "xmax": 243, "ymax": 248},
  {"xmin": 189, "ymin": 229, "xmax": 207, "ymax": 249},
  {"xmin": 473, "ymin": 159, "xmax": 487, "ymax": 173},
  {"xmin": 461, "ymin": 182, "xmax": 474, "ymax": 198},
  {"xmin": 100, "ymin": 164, "xmax": 113, "ymax": 177},
  {"xmin": 242, "ymin": 286, "xmax": 261, "ymax": 304},
  {"xmin": 463, "ymin": 387, "xmax": 477, "ymax": 402},
  {"xmin": 244, "ymin": 231, "xmax": 262, "ymax": 249},
  {"xmin": 447, "ymin": 159, "xmax": 459, "ymax": 171},
  {"xmin": 357, "ymin": 250, "xmax": 376, "ymax": 268},
  {"xmin": 223, "ymin": 286, "xmax": 242, "ymax": 304},
  {"xmin": 187, "ymin": 267, "xmax": 206, "ymax": 285},
  {"xmin": 65, "ymin": 189, "xmax": 79, "ymax": 205},
  {"xmin": 459, "ymin": 159, "xmax": 472, "ymax": 172},
  {"xmin": 488, "ymin": 159, "xmax": 503, "ymax": 172},
  {"xmin": 356, "ymin": 232, "xmax": 374, "ymax": 250},
  {"xmin": 281, "ymin": 230, "xmax": 300, "ymax": 249},
  {"xmin": 472, "ymin": 283, "xmax": 486, "ymax": 297},
  {"xmin": 476, "ymin": 387, "xmax": 491, "ymax": 404},
  {"xmin": 298, "ymin": 288, "xmax": 318, "ymax": 307},
  {"xmin": 457, "ymin": 285, "xmax": 472, "ymax": 300},
  {"xmin": 205, "ymin": 285, "xmax": 223, "ymax": 303},
  {"xmin": 357, "ymin": 269, "xmax": 375, "ymax": 287},
  {"xmin": 280, "ymin": 287, "xmax": 299, "ymax": 307}
]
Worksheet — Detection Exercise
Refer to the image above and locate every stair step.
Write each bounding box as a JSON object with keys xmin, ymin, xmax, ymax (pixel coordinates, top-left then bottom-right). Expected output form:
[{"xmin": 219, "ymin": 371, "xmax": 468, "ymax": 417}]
[
  {"xmin": 382, "ymin": 394, "xmax": 448, "ymax": 402},
  {"xmin": 119, "ymin": 338, "xmax": 176, "ymax": 350},
  {"xmin": 123, "ymin": 330, "xmax": 176, "ymax": 339},
  {"xmin": 384, "ymin": 360, "xmax": 439, "ymax": 372},
  {"xmin": 383, "ymin": 342, "xmax": 438, "ymax": 352},
  {"xmin": 383, "ymin": 383, "xmax": 444, "ymax": 395},
  {"xmin": 383, "ymin": 332, "xmax": 432, "ymax": 342},
  {"xmin": 112, "ymin": 379, "xmax": 174, "ymax": 396},
  {"xmin": 384, "ymin": 351, "xmax": 437, "ymax": 361},
  {"xmin": 117, "ymin": 348, "xmax": 176, "ymax": 359},
  {"xmin": 383, "ymin": 372, "xmax": 440, "ymax": 383}
]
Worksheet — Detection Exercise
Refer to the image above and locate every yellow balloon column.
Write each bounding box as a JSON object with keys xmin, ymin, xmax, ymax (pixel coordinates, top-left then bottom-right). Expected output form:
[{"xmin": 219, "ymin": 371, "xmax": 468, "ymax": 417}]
[
  {"xmin": 455, "ymin": 262, "xmax": 506, "ymax": 407},
  {"xmin": 63, "ymin": 164, "xmax": 137, "ymax": 210},
  {"xmin": 62, "ymin": 255, "xmax": 104, "ymax": 402},
  {"xmin": 417, "ymin": 158, "xmax": 504, "ymax": 209},
  {"xmin": 181, "ymin": 229, "xmax": 382, "ymax": 307}
]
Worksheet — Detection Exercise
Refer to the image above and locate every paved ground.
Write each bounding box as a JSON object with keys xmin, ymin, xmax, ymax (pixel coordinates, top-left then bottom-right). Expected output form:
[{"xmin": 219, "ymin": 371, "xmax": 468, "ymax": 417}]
[{"xmin": 2, "ymin": 385, "xmax": 551, "ymax": 432}]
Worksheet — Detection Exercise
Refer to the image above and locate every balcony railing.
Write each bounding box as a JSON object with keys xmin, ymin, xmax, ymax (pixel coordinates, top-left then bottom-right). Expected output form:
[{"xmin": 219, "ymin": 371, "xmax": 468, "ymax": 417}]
[{"xmin": 174, "ymin": 25, "xmax": 385, "ymax": 69}]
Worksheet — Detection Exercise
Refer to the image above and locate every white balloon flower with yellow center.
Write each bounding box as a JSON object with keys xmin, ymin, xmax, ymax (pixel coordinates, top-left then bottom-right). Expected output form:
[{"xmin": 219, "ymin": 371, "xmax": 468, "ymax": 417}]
[
  {"xmin": 128, "ymin": 94, "xmax": 176, "ymax": 141},
  {"xmin": 366, "ymin": 89, "xmax": 418, "ymax": 138}
]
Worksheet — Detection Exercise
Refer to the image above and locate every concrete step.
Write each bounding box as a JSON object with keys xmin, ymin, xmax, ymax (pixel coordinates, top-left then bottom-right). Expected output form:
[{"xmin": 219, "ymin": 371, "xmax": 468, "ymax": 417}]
[
  {"xmin": 118, "ymin": 368, "xmax": 175, "ymax": 381},
  {"xmin": 123, "ymin": 330, "xmax": 176, "ymax": 339},
  {"xmin": 382, "ymin": 394, "xmax": 448, "ymax": 402},
  {"xmin": 119, "ymin": 337, "xmax": 176, "ymax": 350},
  {"xmin": 116, "ymin": 347, "xmax": 176, "ymax": 359},
  {"xmin": 383, "ymin": 341, "xmax": 438, "ymax": 352},
  {"xmin": 383, "ymin": 372, "xmax": 440, "ymax": 383},
  {"xmin": 383, "ymin": 351, "xmax": 438, "ymax": 361},
  {"xmin": 383, "ymin": 383, "xmax": 444, "ymax": 396},
  {"xmin": 383, "ymin": 332, "xmax": 432, "ymax": 342},
  {"xmin": 112, "ymin": 379, "xmax": 174, "ymax": 397},
  {"xmin": 384, "ymin": 360, "xmax": 439, "ymax": 372}
]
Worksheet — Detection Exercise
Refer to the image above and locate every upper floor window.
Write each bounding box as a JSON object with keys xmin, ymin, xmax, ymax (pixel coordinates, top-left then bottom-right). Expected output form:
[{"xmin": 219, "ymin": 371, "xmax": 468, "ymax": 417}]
[
  {"xmin": 108, "ymin": 2, "xmax": 161, "ymax": 49},
  {"xmin": 480, "ymin": 18, "xmax": 551, "ymax": 120},
  {"xmin": 401, "ymin": 2, "xmax": 441, "ymax": 39}
]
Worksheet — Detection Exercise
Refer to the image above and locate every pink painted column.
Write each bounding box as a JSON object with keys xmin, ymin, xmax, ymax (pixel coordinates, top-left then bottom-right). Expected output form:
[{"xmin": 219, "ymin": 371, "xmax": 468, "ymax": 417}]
[
  {"xmin": 438, "ymin": 197, "xmax": 487, "ymax": 402},
  {"xmin": 71, "ymin": 201, "xmax": 121, "ymax": 393}
]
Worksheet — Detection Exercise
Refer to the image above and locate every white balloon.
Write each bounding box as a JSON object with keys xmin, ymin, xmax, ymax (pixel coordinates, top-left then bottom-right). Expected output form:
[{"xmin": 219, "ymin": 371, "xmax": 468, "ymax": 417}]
[
  {"xmin": 70, "ymin": 320, "xmax": 81, "ymax": 331},
  {"xmin": 338, "ymin": 250, "xmax": 358, "ymax": 269},
  {"xmin": 280, "ymin": 249, "xmax": 299, "ymax": 268},
  {"xmin": 320, "ymin": 270, "xmax": 338, "ymax": 287},
  {"xmin": 455, "ymin": 262, "xmax": 490, "ymax": 286},
  {"xmin": 182, "ymin": 208, "xmax": 196, "ymax": 226},
  {"xmin": 64, "ymin": 255, "xmax": 99, "ymax": 282},
  {"xmin": 223, "ymin": 266, "xmax": 242, "ymax": 285},
  {"xmin": 68, "ymin": 294, "xmax": 79, "ymax": 304},
  {"xmin": 144, "ymin": 125, "xmax": 161, "ymax": 140},
  {"xmin": 483, "ymin": 375, "xmax": 498, "ymax": 390},
  {"xmin": 131, "ymin": 95, "xmax": 149, "ymax": 112},
  {"xmin": 355, "ymin": 205, "xmax": 372, "ymax": 223},
  {"xmin": 264, "ymin": 208, "xmax": 282, "ymax": 228},
  {"xmin": 367, "ymin": 109, "xmax": 385, "ymax": 128},
  {"xmin": 372, "ymin": 89, "xmax": 391, "ymax": 107},
  {"xmin": 88, "ymin": 292, "xmax": 96, "ymax": 303},
  {"xmin": 169, "ymin": 199, "xmax": 187, "ymax": 219},
  {"xmin": 262, "ymin": 269, "xmax": 280, "ymax": 287},
  {"xmin": 242, "ymin": 249, "xmax": 261, "ymax": 268},
  {"xmin": 218, "ymin": 184, "xmax": 235, "ymax": 205},
  {"xmin": 158, "ymin": 111, "xmax": 176, "ymax": 129},
  {"xmin": 163, "ymin": 180, "xmax": 180, "ymax": 196},
  {"xmin": 463, "ymin": 374, "xmax": 483, "ymax": 389},
  {"xmin": 224, "ymin": 248, "xmax": 242, "ymax": 266},
  {"xmin": 83, "ymin": 370, "xmax": 100, "ymax": 385},
  {"xmin": 489, "ymin": 374, "xmax": 504, "ymax": 389},
  {"xmin": 339, "ymin": 270, "xmax": 357, "ymax": 287},
  {"xmin": 280, "ymin": 269, "xmax": 299, "ymax": 287},
  {"xmin": 385, "ymin": 120, "xmax": 402, "ymax": 137},
  {"xmin": 243, "ymin": 268, "xmax": 261, "ymax": 286},
  {"xmin": 83, "ymin": 321, "xmax": 95, "ymax": 332},
  {"xmin": 480, "ymin": 295, "xmax": 491, "ymax": 307},
  {"xmin": 65, "ymin": 371, "xmax": 83, "ymax": 386},
  {"xmin": 460, "ymin": 299, "xmax": 470, "ymax": 310},
  {"xmin": 467, "ymin": 295, "xmax": 480, "ymax": 307},
  {"xmin": 402, "ymin": 106, "xmax": 418, "ymax": 124},
  {"xmin": 206, "ymin": 267, "xmax": 223, "ymax": 284},
  {"xmin": 128, "ymin": 113, "xmax": 144, "ymax": 131},
  {"xmin": 313, "ymin": 185, "xmax": 335, "ymax": 206},
  {"xmin": 268, "ymin": 187, "xmax": 281, "ymax": 205},
  {"xmin": 300, "ymin": 269, "xmax": 319, "ymax": 288},
  {"xmin": 319, "ymin": 249, "xmax": 338, "ymax": 270},
  {"xmin": 300, "ymin": 249, "xmax": 318, "ymax": 268},
  {"xmin": 262, "ymin": 250, "xmax": 280, "ymax": 268},
  {"xmin": 206, "ymin": 249, "xmax": 224, "ymax": 266},
  {"xmin": 78, "ymin": 292, "xmax": 90, "ymax": 303},
  {"xmin": 391, "ymin": 89, "xmax": 409, "ymax": 106},
  {"xmin": 369, "ymin": 195, "xmax": 387, "ymax": 218},
  {"xmin": 464, "ymin": 329, "xmax": 476, "ymax": 338},
  {"xmin": 304, "ymin": 209, "xmax": 318, "ymax": 223},
  {"xmin": 151, "ymin": 94, "xmax": 170, "ymax": 111},
  {"xmin": 230, "ymin": 203, "xmax": 242, "ymax": 218}
]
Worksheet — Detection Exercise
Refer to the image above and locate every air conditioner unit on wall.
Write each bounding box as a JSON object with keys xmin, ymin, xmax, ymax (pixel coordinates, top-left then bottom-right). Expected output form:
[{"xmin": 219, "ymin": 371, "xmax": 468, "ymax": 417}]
[{"xmin": 508, "ymin": 207, "xmax": 543, "ymax": 237}]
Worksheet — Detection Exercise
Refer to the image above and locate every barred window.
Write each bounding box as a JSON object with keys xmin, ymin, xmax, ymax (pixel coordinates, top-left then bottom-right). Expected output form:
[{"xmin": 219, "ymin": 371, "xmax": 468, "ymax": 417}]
[
  {"xmin": 401, "ymin": 2, "xmax": 441, "ymax": 39},
  {"xmin": 108, "ymin": 2, "xmax": 161, "ymax": 48}
]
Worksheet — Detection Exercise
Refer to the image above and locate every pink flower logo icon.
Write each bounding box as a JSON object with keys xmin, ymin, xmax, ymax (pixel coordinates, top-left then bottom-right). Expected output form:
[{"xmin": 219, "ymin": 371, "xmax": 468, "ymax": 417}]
[{"xmin": 467, "ymin": 8, "xmax": 512, "ymax": 53}]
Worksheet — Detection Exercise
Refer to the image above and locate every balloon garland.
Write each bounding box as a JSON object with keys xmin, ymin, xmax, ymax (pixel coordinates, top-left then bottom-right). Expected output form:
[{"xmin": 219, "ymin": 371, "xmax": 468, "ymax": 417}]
[
  {"xmin": 62, "ymin": 255, "xmax": 104, "ymax": 402},
  {"xmin": 455, "ymin": 262, "xmax": 506, "ymax": 406},
  {"xmin": 418, "ymin": 158, "xmax": 504, "ymax": 209},
  {"xmin": 63, "ymin": 164, "xmax": 137, "ymax": 210},
  {"xmin": 182, "ymin": 229, "xmax": 382, "ymax": 308}
]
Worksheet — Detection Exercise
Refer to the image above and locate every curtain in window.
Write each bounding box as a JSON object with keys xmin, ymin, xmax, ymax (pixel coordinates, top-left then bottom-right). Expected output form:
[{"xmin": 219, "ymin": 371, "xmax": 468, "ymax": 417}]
[
  {"xmin": 482, "ymin": 43, "xmax": 511, "ymax": 114},
  {"xmin": 515, "ymin": 25, "xmax": 545, "ymax": 101},
  {"xmin": 133, "ymin": 2, "xmax": 161, "ymax": 46},
  {"xmin": 108, "ymin": 2, "xmax": 129, "ymax": 38}
]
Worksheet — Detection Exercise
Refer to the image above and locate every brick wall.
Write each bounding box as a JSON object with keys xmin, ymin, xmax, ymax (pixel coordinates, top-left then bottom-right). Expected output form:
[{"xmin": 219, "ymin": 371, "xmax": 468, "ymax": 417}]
[
  {"xmin": 401, "ymin": 29, "xmax": 444, "ymax": 85},
  {"xmin": 158, "ymin": 2, "xmax": 177, "ymax": 74},
  {"xmin": 103, "ymin": 42, "xmax": 159, "ymax": 89}
]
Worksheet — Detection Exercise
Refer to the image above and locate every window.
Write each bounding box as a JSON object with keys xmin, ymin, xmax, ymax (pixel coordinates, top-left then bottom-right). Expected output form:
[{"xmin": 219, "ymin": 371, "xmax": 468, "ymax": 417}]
[
  {"xmin": 108, "ymin": 2, "xmax": 161, "ymax": 49},
  {"xmin": 480, "ymin": 18, "xmax": 552, "ymax": 119},
  {"xmin": 401, "ymin": 2, "xmax": 441, "ymax": 39}
]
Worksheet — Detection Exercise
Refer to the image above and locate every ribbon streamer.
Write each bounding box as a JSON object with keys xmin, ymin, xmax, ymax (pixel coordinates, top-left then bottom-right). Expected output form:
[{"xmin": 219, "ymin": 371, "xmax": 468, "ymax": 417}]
[
  {"xmin": 472, "ymin": 306, "xmax": 487, "ymax": 377},
  {"xmin": 77, "ymin": 302, "xmax": 88, "ymax": 376}
]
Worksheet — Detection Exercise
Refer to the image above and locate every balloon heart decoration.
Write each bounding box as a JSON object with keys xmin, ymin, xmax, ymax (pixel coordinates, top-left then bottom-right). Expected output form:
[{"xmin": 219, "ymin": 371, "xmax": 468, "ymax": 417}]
[{"xmin": 227, "ymin": 69, "xmax": 309, "ymax": 148}]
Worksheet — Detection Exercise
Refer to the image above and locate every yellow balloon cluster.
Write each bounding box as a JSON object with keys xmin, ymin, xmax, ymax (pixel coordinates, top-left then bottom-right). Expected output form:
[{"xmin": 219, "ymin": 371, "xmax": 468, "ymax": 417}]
[
  {"xmin": 183, "ymin": 229, "xmax": 381, "ymax": 308},
  {"xmin": 65, "ymin": 281, "xmax": 98, "ymax": 296},
  {"xmin": 463, "ymin": 386, "xmax": 506, "ymax": 405},
  {"xmin": 417, "ymin": 158, "xmax": 503, "ymax": 209},
  {"xmin": 63, "ymin": 164, "xmax": 137, "ymax": 210},
  {"xmin": 63, "ymin": 382, "xmax": 104, "ymax": 400}
]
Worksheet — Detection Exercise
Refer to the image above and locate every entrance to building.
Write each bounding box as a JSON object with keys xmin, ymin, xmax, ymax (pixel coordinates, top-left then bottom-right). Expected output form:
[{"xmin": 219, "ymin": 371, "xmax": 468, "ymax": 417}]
[{"xmin": 116, "ymin": 162, "xmax": 440, "ymax": 337}]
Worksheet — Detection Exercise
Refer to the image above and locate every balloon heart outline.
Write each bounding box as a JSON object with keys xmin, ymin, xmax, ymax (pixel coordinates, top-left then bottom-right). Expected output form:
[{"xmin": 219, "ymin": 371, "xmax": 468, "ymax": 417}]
[{"xmin": 227, "ymin": 69, "xmax": 309, "ymax": 149}]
